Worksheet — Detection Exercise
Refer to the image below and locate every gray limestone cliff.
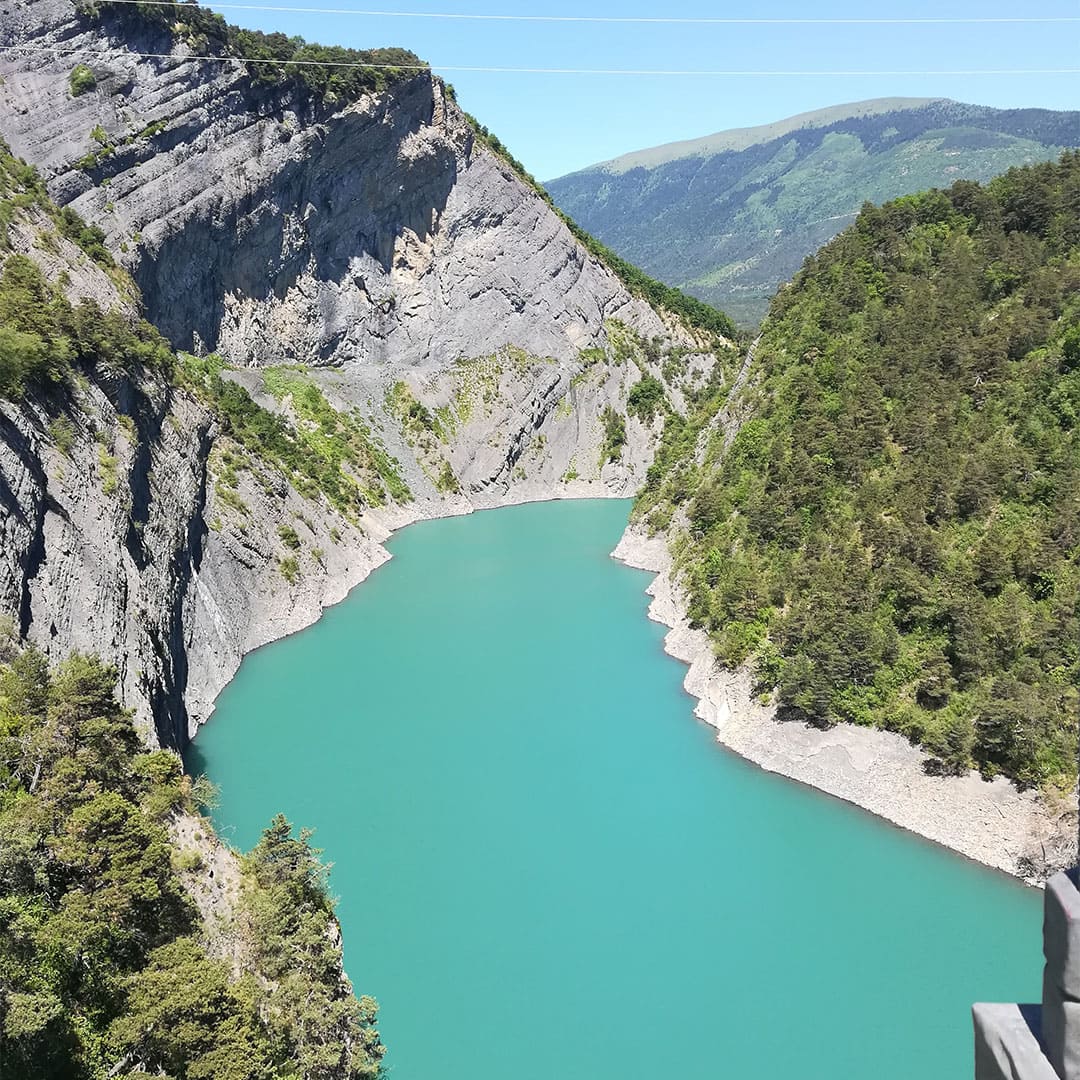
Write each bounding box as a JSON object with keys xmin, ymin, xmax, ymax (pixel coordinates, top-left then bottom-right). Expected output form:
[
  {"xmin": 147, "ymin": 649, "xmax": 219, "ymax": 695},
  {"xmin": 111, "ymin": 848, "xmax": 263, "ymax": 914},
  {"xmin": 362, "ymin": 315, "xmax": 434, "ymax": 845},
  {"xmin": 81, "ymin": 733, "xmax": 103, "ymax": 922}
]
[
  {"xmin": 0, "ymin": 0, "xmax": 687, "ymax": 368},
  {"xmin": 0, "ymin": 0, "xmax": 732, "ymax": 747}
]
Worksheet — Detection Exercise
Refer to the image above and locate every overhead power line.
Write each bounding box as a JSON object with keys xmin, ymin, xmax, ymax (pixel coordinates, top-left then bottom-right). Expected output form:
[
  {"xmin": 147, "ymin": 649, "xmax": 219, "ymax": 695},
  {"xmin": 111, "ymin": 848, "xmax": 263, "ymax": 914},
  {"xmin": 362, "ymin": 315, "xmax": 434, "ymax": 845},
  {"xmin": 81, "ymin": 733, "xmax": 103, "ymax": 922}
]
[
  {"xmin": 74, "ymin": 1, "xmax": 1080, "ymax": 24},
  {"xmin": 3, "ymin": 44, "xmax": 1078, "ymax": 75}
]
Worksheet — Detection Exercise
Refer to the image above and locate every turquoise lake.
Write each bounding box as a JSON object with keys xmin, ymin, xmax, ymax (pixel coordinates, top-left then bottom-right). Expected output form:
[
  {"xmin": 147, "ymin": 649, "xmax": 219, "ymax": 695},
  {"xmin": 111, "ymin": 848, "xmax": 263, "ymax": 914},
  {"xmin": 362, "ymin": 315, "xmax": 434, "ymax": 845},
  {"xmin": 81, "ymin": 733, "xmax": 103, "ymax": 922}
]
[{"xmin": 188, "ymin": 499, "xmax": 1041, "ymax": 1079}]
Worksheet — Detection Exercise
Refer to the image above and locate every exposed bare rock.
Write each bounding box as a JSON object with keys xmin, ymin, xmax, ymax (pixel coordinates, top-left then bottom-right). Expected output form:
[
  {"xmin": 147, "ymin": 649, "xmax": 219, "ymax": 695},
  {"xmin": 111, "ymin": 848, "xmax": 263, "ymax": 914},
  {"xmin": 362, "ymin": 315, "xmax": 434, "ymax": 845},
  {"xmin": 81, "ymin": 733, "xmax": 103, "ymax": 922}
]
[
  {"xmin": 0, "ymin": 0, "xmax": 733, "ymax": 749},
  {"xmin": 0, "ymin": 0, "xmax": 690, "ymax": 373},
  {"xmin": 612, "ymin": 526, "xmax": 1079, "ymax": 884}
]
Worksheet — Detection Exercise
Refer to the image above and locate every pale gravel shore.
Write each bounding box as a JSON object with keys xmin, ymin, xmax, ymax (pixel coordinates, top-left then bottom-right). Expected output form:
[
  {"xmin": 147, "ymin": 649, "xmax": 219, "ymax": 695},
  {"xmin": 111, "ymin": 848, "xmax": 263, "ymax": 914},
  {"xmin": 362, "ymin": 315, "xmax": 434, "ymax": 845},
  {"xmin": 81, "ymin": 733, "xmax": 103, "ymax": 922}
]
[{"xmin": 611, "ymin": 526, "xmax": 1077, "ymax": 886}]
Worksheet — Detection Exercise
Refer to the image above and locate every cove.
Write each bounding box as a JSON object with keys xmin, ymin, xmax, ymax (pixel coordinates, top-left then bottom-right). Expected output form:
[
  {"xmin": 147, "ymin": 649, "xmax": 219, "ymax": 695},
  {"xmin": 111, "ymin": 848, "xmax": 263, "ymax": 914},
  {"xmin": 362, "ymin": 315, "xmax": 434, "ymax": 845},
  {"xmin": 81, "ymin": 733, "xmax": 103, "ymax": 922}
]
[{"xmin": 187, "ymin": 499, "xmax": 1041, "ymax": 1079}]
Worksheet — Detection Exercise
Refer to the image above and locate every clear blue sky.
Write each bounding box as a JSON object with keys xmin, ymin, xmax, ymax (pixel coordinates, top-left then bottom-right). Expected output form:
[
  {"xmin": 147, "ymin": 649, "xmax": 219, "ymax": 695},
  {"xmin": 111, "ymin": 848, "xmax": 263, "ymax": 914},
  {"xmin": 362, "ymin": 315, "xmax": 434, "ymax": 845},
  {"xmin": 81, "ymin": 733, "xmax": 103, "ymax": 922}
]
[{"xmin": 206, "ymin": 0, "xmax": 1079, "ymax": 179}]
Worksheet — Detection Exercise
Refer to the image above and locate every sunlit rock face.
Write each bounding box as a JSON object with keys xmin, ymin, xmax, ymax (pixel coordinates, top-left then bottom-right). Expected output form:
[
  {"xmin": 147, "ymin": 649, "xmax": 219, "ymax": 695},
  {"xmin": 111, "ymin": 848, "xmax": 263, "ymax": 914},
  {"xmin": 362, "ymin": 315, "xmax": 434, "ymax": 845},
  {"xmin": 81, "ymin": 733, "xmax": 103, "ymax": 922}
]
[{"xmin": 0, "ymin": 0, "xmax": 727, "ymax": 747}]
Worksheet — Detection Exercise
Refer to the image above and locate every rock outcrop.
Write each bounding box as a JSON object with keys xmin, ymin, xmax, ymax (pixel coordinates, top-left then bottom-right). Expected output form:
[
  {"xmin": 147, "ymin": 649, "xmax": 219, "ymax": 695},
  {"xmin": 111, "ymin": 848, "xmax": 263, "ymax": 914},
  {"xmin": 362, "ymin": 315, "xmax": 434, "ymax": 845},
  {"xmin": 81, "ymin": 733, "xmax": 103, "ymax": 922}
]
[
  {"xmin": 0, "ymin": 0, "xmax": 730, "ymax": 746},
  {"xmin": 612, "ymin": 527, "xmax": 1078, "ymax": 883},
  {"xmin": 0, "ymin": 0, "xmax": 683, "ymax": 368}
]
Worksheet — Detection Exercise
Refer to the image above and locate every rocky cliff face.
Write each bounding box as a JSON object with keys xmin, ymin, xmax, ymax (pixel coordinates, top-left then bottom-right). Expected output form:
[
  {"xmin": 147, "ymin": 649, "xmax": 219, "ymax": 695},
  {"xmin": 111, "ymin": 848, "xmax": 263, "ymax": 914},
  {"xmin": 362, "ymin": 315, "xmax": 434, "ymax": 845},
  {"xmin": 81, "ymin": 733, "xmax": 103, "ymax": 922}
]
[
  {"xmin": 0, "ymin": 0, "xmax": 682, "ymax": 368},
  {"xmin": 0, "ymin": 0, "xmax": 731, "ymax": 746},
  {"xmin": 0, "ymin": 200, "xmax": 396, "ymax": 745}
]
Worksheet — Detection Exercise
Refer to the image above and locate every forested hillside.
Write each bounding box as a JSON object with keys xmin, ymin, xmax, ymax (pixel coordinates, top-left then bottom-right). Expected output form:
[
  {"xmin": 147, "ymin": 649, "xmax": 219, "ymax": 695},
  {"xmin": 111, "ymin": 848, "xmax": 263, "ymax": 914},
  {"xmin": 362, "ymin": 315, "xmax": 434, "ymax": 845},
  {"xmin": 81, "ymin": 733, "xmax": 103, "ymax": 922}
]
[
  {"xmin": 0, "ymin": 646, "xmax": 384, "ymax": 1079},
  {"xmin": 638, "ymin": 153, "xmax": 1080, "ymax": 789},
  {"xmin": 548, "ymin": 99, "xmax": 1078, "ymax": 327}
]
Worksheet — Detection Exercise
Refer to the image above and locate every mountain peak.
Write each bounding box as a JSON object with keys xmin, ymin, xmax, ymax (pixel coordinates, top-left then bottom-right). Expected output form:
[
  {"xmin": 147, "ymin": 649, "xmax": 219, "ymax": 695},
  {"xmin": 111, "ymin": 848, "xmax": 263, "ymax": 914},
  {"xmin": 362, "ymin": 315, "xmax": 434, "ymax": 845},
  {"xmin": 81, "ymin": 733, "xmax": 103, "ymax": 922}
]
[{"xmin": 586, "ymin": 97, "xmax": 950, "ymax": 176}]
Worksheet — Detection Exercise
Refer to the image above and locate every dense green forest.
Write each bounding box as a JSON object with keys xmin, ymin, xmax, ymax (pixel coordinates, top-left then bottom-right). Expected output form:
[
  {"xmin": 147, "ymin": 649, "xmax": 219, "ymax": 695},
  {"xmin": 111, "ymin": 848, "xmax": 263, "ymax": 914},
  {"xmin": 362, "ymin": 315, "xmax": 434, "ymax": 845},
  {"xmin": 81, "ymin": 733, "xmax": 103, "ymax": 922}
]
[
  {"xmin": 639, "ymin": 153, "xmax": 1080, "ymax": 788},
  {"xmin": 80, "ymin": 0, "xmax": 423, "ymax": 104},
  {"xmin": 0, "ymin": 646, "xmax": 383, "ymax": 1079}
]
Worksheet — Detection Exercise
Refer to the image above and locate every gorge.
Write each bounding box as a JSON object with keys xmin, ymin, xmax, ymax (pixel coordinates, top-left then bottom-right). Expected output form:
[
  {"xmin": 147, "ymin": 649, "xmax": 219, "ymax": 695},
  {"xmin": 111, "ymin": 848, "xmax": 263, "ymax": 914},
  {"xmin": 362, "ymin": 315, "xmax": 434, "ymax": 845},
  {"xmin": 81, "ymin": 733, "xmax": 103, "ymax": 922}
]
[
  {"xmin": 0, "ymin": 0, "xmax": 730, "ymax": 749},
  {"xmin": 190, "ymin": 499, "xmax": 1042, "ymax": 1080},
  {"xmin": 0, "ymin": 1, "xmax": 1076, "ymax": 1075}
]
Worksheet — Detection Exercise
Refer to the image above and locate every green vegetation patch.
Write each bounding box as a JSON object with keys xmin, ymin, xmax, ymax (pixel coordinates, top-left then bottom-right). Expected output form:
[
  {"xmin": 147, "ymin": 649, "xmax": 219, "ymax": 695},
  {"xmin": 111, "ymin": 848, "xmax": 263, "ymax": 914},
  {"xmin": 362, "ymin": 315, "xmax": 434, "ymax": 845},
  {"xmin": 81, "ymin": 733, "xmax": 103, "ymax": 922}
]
[
  {"xmin": 182, "ymin": 358, "xmax": 410, "ymax": 516},
  {"xmin": 438, "ymin": 346, "xmax": 550, "ymax": 432},
  {"xmin": 434, "ymin": 459, "xmax": 460, "ymax": 493},
  {"xmin": 97, "ymin": 441, "xmax": 118, "ymax": 495},
  {"xmin": 386, "ymin": 378, "xmax": 436, "ymax": 435},
  {"xmin": 627, "ymin": 375, "xmax": 667, "ymax": 424},
  {"xmin": 84, "ymin": 0, "xmax": 425, "ymax": 107},
  {"xmin": 0, "ymin": 144, "xmax": 178, "ymax": 434},
  {"xmin": 277, "ymin": 523, "xmax": 301, "ymax": 549},
  {"xmin": 600, "ymin": 405, "xmax": 627, "ymax": 465},
  {"xmin": 386, "ymin": 379, "xmax": 467, "ymax": 492},
  {"xmin": 68, "ymin": 63, "xmax": 96, "ymax": 96},
  {"xmin": 0, "ymin": 141, "xmax": 115, "ymax": 268},
  {"xmin": 0, "ymin": 647, "xmax": 384, "ymax": 1077},
  {"xmin": 648, "ymin": 153, "xmax": 1080, "ymax": 789},
  {"xmin": 264, "ymin": 365, "xmax": 411, "ymax": 504},
  {"xmin": 445, "ymin": 355, "xmax": 497, "ymax": 426},
  {"xmin": 48, "ymin": 416, "xmax": 76, "ymax": 456},
  {"xmin": 0, "ymin": 251, "xmax": 171, "ymax": 402},
  {"xmin": 605, "ymin": 320, "xmax": 642, "ymax": 367},
  {"xmin": 76, "ymin": 118, "xmax": 169, "ymax": 174}
]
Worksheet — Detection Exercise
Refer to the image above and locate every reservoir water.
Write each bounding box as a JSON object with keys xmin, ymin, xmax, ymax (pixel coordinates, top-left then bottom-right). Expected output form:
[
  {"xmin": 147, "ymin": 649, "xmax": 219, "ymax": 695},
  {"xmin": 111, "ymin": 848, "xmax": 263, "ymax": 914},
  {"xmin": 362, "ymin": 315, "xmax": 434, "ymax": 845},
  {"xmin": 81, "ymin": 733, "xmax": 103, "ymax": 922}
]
[{"xmin": 188, "ymin": 499, "xmax": 1041, "ymax": 1079}]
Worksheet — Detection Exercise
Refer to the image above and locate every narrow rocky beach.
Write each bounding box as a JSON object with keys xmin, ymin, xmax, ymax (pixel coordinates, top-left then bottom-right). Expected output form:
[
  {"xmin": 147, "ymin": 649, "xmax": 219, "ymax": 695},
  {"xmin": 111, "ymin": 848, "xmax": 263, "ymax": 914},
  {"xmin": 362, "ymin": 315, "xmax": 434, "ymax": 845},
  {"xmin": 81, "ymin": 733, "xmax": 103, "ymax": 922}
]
[
  {"xmin": 611, "ymin": 527, "xmax": 1077, "ymax": 885},
  {"xmin": 196, "ymin": 493, "xmax": 1076, "ymax": 887}
]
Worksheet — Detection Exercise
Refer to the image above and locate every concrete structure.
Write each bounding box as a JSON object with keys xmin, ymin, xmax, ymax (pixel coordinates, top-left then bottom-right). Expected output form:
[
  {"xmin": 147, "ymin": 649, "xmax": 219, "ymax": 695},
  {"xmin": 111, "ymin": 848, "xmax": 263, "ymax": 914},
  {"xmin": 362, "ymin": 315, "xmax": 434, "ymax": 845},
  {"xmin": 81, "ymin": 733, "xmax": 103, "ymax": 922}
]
[{"xmin": 975, "ymin": 870, "xmax": 1080, "ymax": 1079}]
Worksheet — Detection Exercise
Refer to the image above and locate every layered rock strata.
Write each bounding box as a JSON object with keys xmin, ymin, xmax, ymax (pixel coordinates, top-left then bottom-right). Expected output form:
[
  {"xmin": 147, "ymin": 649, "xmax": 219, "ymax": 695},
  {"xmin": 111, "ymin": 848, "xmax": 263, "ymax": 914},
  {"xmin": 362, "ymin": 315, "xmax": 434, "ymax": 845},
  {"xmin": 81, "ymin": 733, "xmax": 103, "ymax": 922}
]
[{"xmin": 0, "ymin": 0, "xmax": 724, "ymax": 745}]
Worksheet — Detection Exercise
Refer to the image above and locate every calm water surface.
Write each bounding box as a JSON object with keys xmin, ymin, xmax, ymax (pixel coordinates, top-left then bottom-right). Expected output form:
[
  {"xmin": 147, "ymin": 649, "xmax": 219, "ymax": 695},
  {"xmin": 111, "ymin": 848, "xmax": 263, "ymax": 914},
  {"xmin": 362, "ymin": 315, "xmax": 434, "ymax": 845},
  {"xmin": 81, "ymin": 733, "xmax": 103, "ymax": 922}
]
[{"xmin": 188, "ymin": 499, "xmax": 1040, "ymax": 1080}]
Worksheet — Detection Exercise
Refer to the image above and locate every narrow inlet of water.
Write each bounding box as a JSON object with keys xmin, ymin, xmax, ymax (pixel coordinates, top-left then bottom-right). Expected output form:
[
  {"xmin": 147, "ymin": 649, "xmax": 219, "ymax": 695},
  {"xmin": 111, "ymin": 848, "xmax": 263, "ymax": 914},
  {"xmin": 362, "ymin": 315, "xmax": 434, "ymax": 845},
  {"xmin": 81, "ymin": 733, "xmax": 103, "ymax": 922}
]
[{"xmin": 188, "ymin": 499, "xmax": 1040, "ymax": 1080}]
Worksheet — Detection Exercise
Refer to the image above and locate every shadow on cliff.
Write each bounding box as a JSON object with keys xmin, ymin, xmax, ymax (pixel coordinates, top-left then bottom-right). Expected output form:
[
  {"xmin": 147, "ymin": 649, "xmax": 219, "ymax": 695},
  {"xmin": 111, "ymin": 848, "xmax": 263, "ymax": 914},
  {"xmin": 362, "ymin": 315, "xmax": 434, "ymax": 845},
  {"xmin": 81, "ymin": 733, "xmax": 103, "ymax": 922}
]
[
  {"xmin": 182, "ymin": 736, "xmax": 210, "ymax": 785},
  {"xmin": 132, "ymin": 75, "xmax": 457, "ymax": 360}
]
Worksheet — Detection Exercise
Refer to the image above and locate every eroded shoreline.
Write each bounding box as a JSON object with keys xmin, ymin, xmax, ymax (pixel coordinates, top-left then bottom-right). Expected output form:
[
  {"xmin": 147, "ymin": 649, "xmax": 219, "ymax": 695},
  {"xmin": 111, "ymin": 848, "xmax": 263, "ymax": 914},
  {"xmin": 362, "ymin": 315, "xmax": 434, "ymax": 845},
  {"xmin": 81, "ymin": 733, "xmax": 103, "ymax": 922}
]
[
  {"xmin": 611, "ymin": 526, "xmax": 1077, "ymax": 886},
  {"xmin": 190, "ymin": 491, "xmax": 1075, "ymax": 887},
  {"xmin": 187, "ymin": 485, "xmax": 634, "ymax": 736}
]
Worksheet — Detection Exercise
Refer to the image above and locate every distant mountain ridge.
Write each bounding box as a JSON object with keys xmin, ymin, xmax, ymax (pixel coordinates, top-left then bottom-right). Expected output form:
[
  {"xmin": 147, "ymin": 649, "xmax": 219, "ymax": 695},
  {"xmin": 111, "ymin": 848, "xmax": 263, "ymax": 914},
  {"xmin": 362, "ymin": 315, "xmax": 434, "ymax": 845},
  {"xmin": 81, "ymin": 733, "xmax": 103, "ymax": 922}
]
[
  {"xmin": 547, "ymin": 98, "xmax": 1079, "ymax": 326},
  {"xmin": 586, "ymin": 97, "xmax": 942, "ymax": 173}
]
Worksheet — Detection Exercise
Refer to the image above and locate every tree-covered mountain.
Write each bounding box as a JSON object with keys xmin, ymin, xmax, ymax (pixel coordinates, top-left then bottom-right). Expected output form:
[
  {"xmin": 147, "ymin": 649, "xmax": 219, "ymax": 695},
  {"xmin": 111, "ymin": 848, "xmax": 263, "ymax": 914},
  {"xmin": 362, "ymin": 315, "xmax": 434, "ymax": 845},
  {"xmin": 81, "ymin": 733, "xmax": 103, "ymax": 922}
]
[
  {"xmin": 548, "ymin": 98, "xmax": 1079, "ymax": 327},
  {"xmin": 636, "ymin": 153, "xmax": 1080, "ymax": 790}
]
